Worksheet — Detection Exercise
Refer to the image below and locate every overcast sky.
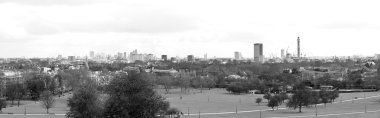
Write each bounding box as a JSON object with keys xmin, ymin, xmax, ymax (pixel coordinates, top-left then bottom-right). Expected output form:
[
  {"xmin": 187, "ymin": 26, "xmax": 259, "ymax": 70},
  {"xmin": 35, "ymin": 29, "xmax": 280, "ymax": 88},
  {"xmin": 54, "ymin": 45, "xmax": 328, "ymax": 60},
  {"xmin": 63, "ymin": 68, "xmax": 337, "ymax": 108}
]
[{"xmin": 1, "ymin": 0, "xmax": 380, "ymax": 58}]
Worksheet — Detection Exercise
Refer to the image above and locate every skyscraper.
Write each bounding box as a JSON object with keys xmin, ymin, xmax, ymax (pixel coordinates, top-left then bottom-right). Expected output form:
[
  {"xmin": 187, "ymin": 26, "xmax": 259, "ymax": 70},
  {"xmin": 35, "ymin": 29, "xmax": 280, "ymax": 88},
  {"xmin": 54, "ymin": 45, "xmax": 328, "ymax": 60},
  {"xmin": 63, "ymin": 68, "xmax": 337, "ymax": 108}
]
[
  {"xmin": 234, "ymin": 51, "xmax": 242, "ymax": 60},
  {"xmin": 297, "ymin": 37, "xmax": 300, "ymax": 58},
  {"xmin": 254, "ymin": 43, "xmax": 264, "ymax": 63},
  {"xmin": 281, "ymin": 49, "xmax": 285, "ymax": 58},
  {"xmin": 90, "ymin": 51, "xmax": 95, "ymax": 58},
  {"xmin": 187, "ymin": 55, "xmax": 194, "ymax": 62},
  {"xmin": 161, "ymin": 55, "xmax": 168, "ymax": 61}
]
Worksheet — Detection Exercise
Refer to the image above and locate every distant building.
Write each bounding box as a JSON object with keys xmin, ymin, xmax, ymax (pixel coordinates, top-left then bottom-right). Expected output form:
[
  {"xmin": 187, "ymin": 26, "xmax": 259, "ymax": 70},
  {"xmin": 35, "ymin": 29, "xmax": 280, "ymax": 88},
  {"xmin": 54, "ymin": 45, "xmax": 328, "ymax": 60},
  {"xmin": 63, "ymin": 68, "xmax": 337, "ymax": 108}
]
[
  {"xmin": 161, "ymin": 55, "xmax": 168, "ymax": 61},
  {"xmin": 234, "ymin": 51, "xmax": 242, "ymax": 60},
  {"xmin": 254, "ymin": 43, "xmax": 264, "ymax": 63},
  {"xmin": 204, "ymin": 53, "xmax": 208, "ymax": 60},
  {"xmin": 281, "ymin": 49, "xmax": 285, "ymax": 58},
  {"xmin": 68, "ymin": 56, "xmax": 75, "ymax": 61},
  {"xmin": 128, "ymin": 49, "xmax": 155, "ymax": 62},
  {"xmin": 117, "ymin": 52, "xmax": 123, "ymax": 59},
  {"xmin": 187, "ymin": 55, "xmax": 194, "ymax": 62},
  {"xmin": 123, "ymin": 52, "xmax": 127, "ymax": 59},
  {"xmin": 297, "ymin": 37, "xmax": 301, "ymax": 58},
  {"xmin": 57, "ymin": 55, "xmax": 63, "ymax": 60},
  {"xmin": 375, "ymin": 54, "xmax": 380, "ymax": 60},
  {"xmin": 90, "ymin": 51, "xmax": 95, "ymax": 58}
]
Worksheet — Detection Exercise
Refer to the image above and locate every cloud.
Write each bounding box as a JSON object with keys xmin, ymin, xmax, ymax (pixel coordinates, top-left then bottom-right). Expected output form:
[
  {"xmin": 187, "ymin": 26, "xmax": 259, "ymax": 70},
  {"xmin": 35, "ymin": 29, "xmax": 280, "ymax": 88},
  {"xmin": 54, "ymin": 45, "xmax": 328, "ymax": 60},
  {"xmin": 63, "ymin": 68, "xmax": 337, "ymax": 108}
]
[
  {"xmin": 24, "ymin": 21, "xmax": 60, "ymax": 35},
  {"xmin": 0, "ymin": 0, "xmax": 104, "ymax": 6},
  {"xmin": 60, "ymin": 11, "xmax": 198, "ymax": 33},
  {"xmin": 317, "ymin": 22, "xmax": 380, "ymax": 30}
]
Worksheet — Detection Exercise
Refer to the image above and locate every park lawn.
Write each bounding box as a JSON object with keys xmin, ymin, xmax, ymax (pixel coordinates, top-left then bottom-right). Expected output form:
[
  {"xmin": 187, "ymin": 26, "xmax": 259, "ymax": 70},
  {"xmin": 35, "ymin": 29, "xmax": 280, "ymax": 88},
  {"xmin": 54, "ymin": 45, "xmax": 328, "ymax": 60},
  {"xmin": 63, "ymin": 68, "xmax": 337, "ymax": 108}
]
[
  {"xmin": 162, "ymin": 88, "xmax": 380, "ymax": 118},
  {"xmin": 1, "ymin": 93, "xmax": 72, "ymax": 115},
  {"xmin": 6, "ymin": 100, "xmax": 35, "ymax": 107}
]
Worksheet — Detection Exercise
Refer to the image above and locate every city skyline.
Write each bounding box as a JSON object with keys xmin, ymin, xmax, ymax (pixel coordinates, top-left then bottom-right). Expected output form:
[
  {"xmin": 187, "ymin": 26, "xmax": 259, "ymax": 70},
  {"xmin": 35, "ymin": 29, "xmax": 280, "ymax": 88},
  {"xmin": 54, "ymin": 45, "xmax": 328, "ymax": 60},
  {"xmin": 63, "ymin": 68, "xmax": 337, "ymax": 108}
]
[{"xmin": 1, "ymin": 0, "xmax": 380, "ymax": 58}]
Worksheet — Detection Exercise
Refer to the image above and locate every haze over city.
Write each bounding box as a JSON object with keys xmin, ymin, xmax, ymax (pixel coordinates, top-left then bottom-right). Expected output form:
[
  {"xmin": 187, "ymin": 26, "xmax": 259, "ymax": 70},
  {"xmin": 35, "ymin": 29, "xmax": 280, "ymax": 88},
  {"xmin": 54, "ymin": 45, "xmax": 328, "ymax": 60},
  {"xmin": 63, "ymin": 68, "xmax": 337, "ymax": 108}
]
[{"xmin": 1, "ymin": 0, "xmax": 380, "ymax": 58}]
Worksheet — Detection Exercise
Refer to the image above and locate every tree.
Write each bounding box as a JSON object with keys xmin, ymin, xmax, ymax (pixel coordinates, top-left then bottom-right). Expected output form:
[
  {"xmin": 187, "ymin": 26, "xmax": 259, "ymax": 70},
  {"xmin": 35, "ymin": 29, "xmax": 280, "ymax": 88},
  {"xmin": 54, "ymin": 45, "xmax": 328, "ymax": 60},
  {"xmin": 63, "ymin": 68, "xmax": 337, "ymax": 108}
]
[
  {"xmin": 40, "ymin": 91, "xmax": 55, "ymax": 114},
  {"xmin": 226, "ymin": 82, "xmax": 249, "ymax": 94},
  {"xmin": 286, "ymin": 84, "xmax": 312, "ymax": 112},
  {"xmin": 267, "ymin": 97, "xmax": 279, "ymax": 110},
  {"xmin": 263, "ymin": 93, "xmax": 272, "ymax": 102},
  {"xmin": 0, "ymin": 98, "xmax": 6, "ymax": 112},
  {"xmin": 25, "ymin": 73, "xmax": 46, "ymax": 101},
  {"xmin": 103, "ymin": 72, "xmax": 169, "ymax": 118},
  {"xmin": 319, "ymin": 89, "xmax": 329, "ymax": 107},
  {"xmin": 156, "ymin": 75, "xmax": 174, "ymax": 94},
  {"xmin": 329, "ymin": 89, "xmax": 339, "ymax": 103},
  {"xmin": 66, "ymin": 81, "xmax": 103, "ymax": 118},
  {"xmin": 165, "ymin": 108, "xmax": 181, "ymax": 118},
  {"xmin": 5, "ymin": 83, "xmax": 17, "ymax": 105},
  {"xmin": 310, "ymin": 91, "xmax": 320, "ymax": 107},
  {"xmin": 256, "ymin": 98, "xmax": 262, "ymax": 105}
]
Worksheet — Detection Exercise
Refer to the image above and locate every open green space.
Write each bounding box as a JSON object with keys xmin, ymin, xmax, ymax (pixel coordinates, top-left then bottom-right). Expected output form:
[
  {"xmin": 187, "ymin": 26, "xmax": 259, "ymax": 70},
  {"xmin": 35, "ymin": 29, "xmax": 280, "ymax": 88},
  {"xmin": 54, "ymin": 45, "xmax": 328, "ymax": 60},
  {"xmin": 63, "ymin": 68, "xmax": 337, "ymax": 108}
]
[
  {"xmin": 1, "ymin": 88, "xmax": 380, "ymax": 118},
  {"xmin": 163, "ymin": 88, "xmax": 380, "ymax": 118}
]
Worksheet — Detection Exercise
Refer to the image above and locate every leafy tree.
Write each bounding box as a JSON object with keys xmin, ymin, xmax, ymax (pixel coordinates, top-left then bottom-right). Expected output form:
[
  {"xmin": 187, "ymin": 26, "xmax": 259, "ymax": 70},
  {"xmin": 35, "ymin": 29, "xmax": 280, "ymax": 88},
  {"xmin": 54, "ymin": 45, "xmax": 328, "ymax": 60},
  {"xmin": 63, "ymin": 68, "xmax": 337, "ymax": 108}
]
[
  {"xmin": 226, "ymin": 82, "xmax": 249, "ymax": 94},
  {"xmin": 279, "ymin": 92, "xmax": 289, "ymax": 104},
  {"xmin": 103, "ymin": 72, "xmax": 169, "ymax": 118},
  {"xmin": 66, "ymin": 81, "xmax": 103, "ymax": 118},
  {"xmin": 255, "ymin": 98, "xmax": 262, "ymax": 105},
  {"xmin": 40, "ymin": 91, "xmax": 55, "ymax": 114},
  {"xmin": 5, "ymin": 83, "xmax": 17, "ymax": 105},
  {"xmin": 0, "ymin": 98, "xmax": 6, "ymax": 112},
  {"xmin": 156, "ymin": 76, "xmax": 174, "ymax": 94},
  {"xmin": 329, "ymin": 89, "xmax": 339, "ymax": 103},
  {"xmin": 267, "ymin": 97, "xmax": 279, "ymax": 110},
  {"xmin": 165, "ymin": 108, "xmax": 181, "ymax": 117},
  {"xmin": 286, "ymin": 84, "xmax": 312, "ymax": 112},
  {"xmin": 319, "ymin": 89, "xmax": 329, "ymax": 107},
  {"xmin": 263, "ymin": 93, "xmax": 272, "ymax": 101},
  {"xmin": 273, "ymin": 94, "xmax": 283, "ymax": 105},
  {"xmin": 175, "ymin": 75, "xmax": 191, "ymax": 93},
  {"xmin": 26, "ymin": 78, "xmax": 45, "ymax": 101},
  {"xmin": 310, "ymin": 91, "xmax": 320, "ymax": 107}
]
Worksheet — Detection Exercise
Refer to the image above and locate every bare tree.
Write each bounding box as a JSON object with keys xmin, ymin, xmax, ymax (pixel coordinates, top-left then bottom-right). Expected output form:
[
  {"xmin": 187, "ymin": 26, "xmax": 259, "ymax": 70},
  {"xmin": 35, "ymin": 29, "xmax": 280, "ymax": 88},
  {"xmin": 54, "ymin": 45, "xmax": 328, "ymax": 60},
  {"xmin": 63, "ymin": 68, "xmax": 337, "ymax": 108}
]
[{"xmin": 41, "ymin": 91, "xmax": 55, "ymax": 114}]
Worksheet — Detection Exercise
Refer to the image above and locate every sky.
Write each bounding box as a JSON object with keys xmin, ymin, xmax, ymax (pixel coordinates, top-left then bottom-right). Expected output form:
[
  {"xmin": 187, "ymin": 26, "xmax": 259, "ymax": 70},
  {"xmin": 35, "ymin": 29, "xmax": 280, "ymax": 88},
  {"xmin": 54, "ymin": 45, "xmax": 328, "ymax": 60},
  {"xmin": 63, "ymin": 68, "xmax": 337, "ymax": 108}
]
[{"xmin": 1, "ymin": 0, "xmax": 380, "ymax": 58}]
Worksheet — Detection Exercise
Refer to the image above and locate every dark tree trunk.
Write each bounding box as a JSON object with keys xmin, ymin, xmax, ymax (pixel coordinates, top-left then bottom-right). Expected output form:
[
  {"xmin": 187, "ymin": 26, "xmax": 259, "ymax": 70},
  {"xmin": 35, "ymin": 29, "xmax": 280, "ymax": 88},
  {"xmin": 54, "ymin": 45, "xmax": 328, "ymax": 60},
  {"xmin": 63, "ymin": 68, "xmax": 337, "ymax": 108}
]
[{"xmin": 298, "ymin": 103, "xmax": 302, "ymax": 112}]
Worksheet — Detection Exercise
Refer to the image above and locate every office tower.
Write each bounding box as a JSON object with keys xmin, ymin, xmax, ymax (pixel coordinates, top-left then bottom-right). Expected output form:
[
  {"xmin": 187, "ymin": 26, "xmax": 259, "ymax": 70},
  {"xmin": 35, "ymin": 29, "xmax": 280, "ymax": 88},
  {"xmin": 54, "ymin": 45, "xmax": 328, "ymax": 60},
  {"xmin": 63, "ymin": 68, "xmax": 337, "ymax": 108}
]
[
  {"xmin": 161, "ymin": 55, "xmax": 168, "ymax": 61},
  {"xmin": 68, "ymin": 56, "xmax": 75, "ymax": 61},
  {"xmin": 297, "ymin": 37, "xmax": 300, "ymax": 58},
  {"xmin": 187, "ymin": 55, "xmax": 194, "ymax": 62},
  {"xmin": 204, "ymin": 53, "xmax": 207, "ymax": 60},
  {"xmin": 90, "ymin": 51, "xmax": 95, "ymax": 58},
  {"xmin": 254, "ymin": 43, "xmax": 264, "ymax": 63},
  {"xmin": 281, "ymin": 49, "xmax": 285, "ymax": 58},
  {"xmin": 57, "ymin": 55, "xmax": 63, "ymax": 60},
  {"xmin": 123, "ymin": 52, "xmax": 127, "ymax": 59},
  {"xmin": 234, "ymin": 51, "xmax": 242, "ymax": 60}
]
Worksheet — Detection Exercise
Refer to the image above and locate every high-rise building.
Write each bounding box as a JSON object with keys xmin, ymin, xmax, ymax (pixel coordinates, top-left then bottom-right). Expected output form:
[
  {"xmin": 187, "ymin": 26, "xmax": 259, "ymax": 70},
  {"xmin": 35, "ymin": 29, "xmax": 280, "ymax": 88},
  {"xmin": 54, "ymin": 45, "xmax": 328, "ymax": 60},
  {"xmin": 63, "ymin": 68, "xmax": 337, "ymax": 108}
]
[
  {"xmin": 123, "ymin": 52, "xmax": 127, "ymax": 59},
  {"xmin": 90, "ymin": 51, "xmax": 95, "ymax": 58},
  {"xmin": 117, "ymin": 52, "xmax": 123, "ymax": 59},
  {"xmin": 68, "ymin": 56, "xmax": 75, "ymax": 61},
  {"xmin": 187, "ymin": 55, "xmax": 194, "ymax": 62},
  {"xmin": 57, "ymin": 55, "xmax": 63, "ymax": 60},
  {"xmin": 204, "ymin": 53, "xmax": 207, "ymax": 60},
  {"xmin": 161, "ymin": 55, "xmax": 168, "ymax": 61},
  {"xmin": 234, "ymin": 51, "xmax": 242, "ymax": 60},
  {"xmin": 297, "ymin": 37, "xmax": 300, "ymax": 58},
  {"xmin": 281, "ymin": 49, "xmax": 285, "ymax": 58},
  {"xmin": 254, "ymin": 43, "xmax": 264, "ymax": 63}
]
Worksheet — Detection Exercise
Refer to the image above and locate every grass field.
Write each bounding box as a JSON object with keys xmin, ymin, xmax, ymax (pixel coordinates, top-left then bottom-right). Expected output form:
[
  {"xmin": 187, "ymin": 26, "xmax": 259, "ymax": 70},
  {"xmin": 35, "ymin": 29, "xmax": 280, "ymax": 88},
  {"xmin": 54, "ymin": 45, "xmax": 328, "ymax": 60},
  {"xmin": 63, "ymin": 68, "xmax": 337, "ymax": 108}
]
[
  {"xmin": 1, "ymin": 88, "xmax": 380, "ymax": 118},
  {"xmin": 161, "ymin": 88, "xmax": 380, "ymax": 118}
]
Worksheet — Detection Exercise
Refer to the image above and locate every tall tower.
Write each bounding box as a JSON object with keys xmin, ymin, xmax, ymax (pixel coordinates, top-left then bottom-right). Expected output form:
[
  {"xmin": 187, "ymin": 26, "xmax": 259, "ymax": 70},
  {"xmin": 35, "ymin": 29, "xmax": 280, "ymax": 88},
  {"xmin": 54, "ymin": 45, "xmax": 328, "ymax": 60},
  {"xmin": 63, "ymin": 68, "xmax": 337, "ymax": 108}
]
[
  {"xmin": 254, "ymin": 43, "xmax": 264, "ymax": 63},
  {"xmin": 281, "ymin": 49, "xmax": 285, "ymax": 58},
  {"xmin": 297, "ymin": 37, "xmax": 300, "ymax": 58}
]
